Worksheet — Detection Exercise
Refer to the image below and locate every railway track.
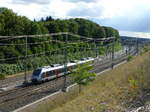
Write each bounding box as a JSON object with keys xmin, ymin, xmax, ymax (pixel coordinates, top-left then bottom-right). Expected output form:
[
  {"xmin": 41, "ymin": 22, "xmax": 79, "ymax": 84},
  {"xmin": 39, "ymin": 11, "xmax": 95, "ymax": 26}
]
[
  {"xmin": 0, "ymin": 72, "xmax": 32, "ymax": 88},
  {"xmin": 0, "ymin": 76, "xmax": 72, "ymax": 112},
  {"xmin": 0, "ymin": 49, "xmax": 137, "ymax": 112}
]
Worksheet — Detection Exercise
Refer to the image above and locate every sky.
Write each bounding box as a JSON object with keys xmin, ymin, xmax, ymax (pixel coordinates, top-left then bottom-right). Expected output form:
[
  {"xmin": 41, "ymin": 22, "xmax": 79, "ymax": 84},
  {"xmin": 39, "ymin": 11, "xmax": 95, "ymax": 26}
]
[{"xmin": 0, "ymin": 0, "xmax": 150, "ymax": 38}]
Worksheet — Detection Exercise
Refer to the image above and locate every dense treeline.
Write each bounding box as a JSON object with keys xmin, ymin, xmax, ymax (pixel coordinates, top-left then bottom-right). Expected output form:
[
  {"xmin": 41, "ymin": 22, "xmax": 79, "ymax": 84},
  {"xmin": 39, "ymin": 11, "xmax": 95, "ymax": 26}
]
[
  {"xmin": 0, "ymin": 8, "xmax": 119, "ymax": 37},
  {"xmin": 0, "ymin": 7, "xmax": 120, "ymax": 76}
]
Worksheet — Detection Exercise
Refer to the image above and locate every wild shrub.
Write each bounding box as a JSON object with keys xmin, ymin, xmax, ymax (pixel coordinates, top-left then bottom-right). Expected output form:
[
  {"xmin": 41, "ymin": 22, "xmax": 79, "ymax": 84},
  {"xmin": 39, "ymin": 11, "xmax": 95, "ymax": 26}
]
[
  {"xmin": 0, "ymin": 73, "xmax": 5, "ymax": 80},
  {"xmin": 71, "ymin": 62, "xmax": 96, "ymax": 92},
  {"xmin": 127, "ymin": 55, "xmax": 133, "ymax": 61}
]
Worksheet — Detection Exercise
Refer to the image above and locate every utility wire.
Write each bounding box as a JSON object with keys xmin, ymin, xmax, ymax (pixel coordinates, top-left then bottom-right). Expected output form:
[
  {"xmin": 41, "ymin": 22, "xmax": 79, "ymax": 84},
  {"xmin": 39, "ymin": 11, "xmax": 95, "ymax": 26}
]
[
  {"xmin": 68, "ymin": 33, "xmax": 114, "ymax": 41},
  {"xmin": 0, "ymin": 38, "xmax": 92, "ymax": 46},
  {"xmin": 0, "ymin": 32, "xmax": 66, "ymax": 42},
  {"xmin": 0, "ymin": 32, "xmax": 114, "ymax": 42},
  {"xmin": 0, "ymin": 32, "xmax": 67, "ymax": 39}
]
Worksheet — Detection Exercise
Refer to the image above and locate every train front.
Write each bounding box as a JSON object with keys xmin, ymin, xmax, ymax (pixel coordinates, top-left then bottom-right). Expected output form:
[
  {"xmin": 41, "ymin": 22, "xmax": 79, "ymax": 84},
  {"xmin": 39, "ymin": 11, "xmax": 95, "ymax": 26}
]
[{"xmin": 31, "ymin": 69, "xmax": 42, "ymax": 83}]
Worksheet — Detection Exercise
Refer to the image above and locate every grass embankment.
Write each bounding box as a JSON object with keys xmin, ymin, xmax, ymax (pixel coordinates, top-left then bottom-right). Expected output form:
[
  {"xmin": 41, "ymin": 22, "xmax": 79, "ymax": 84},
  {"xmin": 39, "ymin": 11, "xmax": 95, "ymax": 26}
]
[{"xmin": 34, "ymin": 51, "xmax": 150, "ymax": 112}]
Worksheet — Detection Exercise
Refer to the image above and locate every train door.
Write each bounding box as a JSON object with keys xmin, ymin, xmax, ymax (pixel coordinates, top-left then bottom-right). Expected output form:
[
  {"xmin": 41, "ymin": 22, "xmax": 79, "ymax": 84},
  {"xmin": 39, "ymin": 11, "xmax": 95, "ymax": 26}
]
[
  {"xmin": 54, "ymin": 69, "xmax": 59, "ymax": 78},
  {"xmin": 41, "ymin": 72, "xmax": 46, "ymax": 81}
]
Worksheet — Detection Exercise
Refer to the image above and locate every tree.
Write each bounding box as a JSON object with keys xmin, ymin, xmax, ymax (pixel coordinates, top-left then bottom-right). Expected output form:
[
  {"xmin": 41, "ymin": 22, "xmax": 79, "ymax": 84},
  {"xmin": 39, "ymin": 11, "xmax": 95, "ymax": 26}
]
[
  {"xmin": 45, "ymin": 16, "xmax": 54, "ymax": 21},
  {"xmin": 0, "ymin": 7, "xmax": 8, "ymax": 13},
  {"xmin": 30, "ymin": 22, "xmax": 41, "ymax": 34},
  {"xmin": 40, "ymin": 17, "xmax": 44, "ymax": 22},
  {"xmin": 94, "ymin": 27, "xmax": 106, "ymax": 38},
  {"xmin": 45, "ymin": 21, "xmax": 60, "ymax": 33},
  {"xmin": 103, "ymin": 26, "xmax": 116, "ymax": 37},
  {"xmin": 71, "ymin": 62, "xmax": 96, "ymax": 92},
  {"xmin": 57, "ymin": 20, "xmax": 68, "ymax": 32},
  {"xmin": 68, "ymin": 20, "xmax": 78, "ymax": 34}
]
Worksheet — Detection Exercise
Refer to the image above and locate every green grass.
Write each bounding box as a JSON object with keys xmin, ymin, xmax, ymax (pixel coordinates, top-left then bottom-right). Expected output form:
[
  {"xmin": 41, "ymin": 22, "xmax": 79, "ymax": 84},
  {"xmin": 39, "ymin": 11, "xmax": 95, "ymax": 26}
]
[
  {"xmin": 32, "ymin": 51, "xmax": 150, "ymax": 112},
  {"xmin": 0, "ymin": 74, "xmax": 5, "ymax": 80}
]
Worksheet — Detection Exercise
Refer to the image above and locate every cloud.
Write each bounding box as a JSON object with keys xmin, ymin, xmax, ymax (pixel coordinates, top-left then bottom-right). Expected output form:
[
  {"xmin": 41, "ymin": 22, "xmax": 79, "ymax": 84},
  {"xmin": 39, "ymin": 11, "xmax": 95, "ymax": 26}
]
[
  {"xmin": 47, "ymin": 0, "xmax": 76, "ymax": 18},
  {"xmin": 63, "ymin": 0, "xmax": 95, "ymax": 3},
  {"xmin": 11, "ymin": 0, "xmax": 50, "ymax": 4},
  {"xmin": 0, "ymin": 0, "xmax": 150, "ymax": 33},
  {"xmin": 67, "ymin": 2, "xmax": 104, "ymax": 18},
  {"xmin": 98, "ymin": 1, "xmax": 150, "ymax": 32},
  {"xmin": 120, "ymin": 31, "xmax": 150, "ymax": 39},
  {"xmin": 101, "ymin": 15, "xmax": 150, "ymax": 32}
]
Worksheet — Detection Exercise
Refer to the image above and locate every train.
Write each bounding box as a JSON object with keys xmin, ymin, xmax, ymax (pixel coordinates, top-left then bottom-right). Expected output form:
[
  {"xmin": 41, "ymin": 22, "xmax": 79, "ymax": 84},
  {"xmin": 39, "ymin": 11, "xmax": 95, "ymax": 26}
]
[{"xmin": 31, "ymin": 57, "xmax": 94, "ymax": 83}]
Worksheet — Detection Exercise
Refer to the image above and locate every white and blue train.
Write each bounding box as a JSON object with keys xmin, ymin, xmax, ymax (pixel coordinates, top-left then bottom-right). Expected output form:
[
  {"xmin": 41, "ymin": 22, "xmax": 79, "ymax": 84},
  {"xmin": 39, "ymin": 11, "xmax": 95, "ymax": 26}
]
[{"xmin": 31, "ymin": 57, "xmax": 94, "ymax": 83}]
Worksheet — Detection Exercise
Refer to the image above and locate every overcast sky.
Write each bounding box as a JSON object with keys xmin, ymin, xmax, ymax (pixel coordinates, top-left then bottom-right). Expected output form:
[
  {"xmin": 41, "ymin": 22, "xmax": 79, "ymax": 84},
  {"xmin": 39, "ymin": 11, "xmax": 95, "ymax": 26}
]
[{"xmin": 0, "ymin": 0, "xmax": 150, "ymax": 38}]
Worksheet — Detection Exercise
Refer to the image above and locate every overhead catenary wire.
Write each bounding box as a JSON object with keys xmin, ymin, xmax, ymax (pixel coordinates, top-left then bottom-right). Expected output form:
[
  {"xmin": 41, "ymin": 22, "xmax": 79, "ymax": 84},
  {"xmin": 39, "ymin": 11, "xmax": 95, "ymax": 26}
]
[
  {"xmin": 0, "ymin": 40, "xmax": 65, "ymax": 46},
  {"xmin": 0, "ymin": 32, "xmax": 114, "ymax": 42},
  {"xmin": 0, "ymin": 38, "xmax": 93, "ymax": 46},
  {"xmin": 0, "ymin": 32, "xmax": 66, "ymax": 42},
  {"xmin": 0, "ymin": 32, "xmax": 67, "ymax": 39},
  {"xmin": 0, "ymin": 32, "xmax": 115, "ymax": 62},
  {"xmin": 68, "ymin": 32, "xmax": 114, "ymax": 41},
  {"xmin": 0, "ymin": 39, "xmax": 114, "ymax": 62}
]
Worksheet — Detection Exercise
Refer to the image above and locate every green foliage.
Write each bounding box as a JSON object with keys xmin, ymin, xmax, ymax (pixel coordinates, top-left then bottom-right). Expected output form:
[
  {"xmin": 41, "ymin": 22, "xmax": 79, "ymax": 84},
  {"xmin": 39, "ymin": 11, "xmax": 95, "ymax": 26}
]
[
  {"xmin": 114, "ymin": 41, "xmax": 122, "ymax": 51},
  {"xmin": 128, "ymin": 79, "xmax": 138, "ymax": 89},
  {"xmin": 0, "ymin": 64, "xmax": 23, "ymax": 75},
  {"xmin": 142, "ymin": 45, "xmax": 150, "ymax": 53},
  {"xmin": 0, "ymin": 73, "xmax": 5, "ymax": 80},
  {"xmin": 71, "ymin": 62, "xmax": 96, "ymax": 86},
  {"xmin": 127, "ymin": 55, "xmax": 133, "ymax": 61}
]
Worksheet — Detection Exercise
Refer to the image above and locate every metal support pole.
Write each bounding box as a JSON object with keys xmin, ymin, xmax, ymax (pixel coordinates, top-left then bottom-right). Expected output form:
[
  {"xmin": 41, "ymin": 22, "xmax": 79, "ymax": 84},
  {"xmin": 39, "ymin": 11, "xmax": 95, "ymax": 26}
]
[
  {"xmin": 136, "ymin": 37, "xmax": 139, "ymax": 55},
  {"xmin": 23, "ymin": 36, "xmax": 28, "ymax": 84},
  {"xmin": 106, "ymin": 45, "xmax": 108, "ymax": 56},
  {"xmin": 96, "ymin": 42, "xmax": 98, "ymax": 58},
  {"xmin": 62, "ymin": 33, "xmax": 68, "ymax": 92},
  {"xmin": 111, "ymin": 38, "xmax": 115, "ymax": 69},
  {"xmin": 128, "ymin": 43, "xmax": 131, "ymax": 56},
  {"xmin": 94, "ymin": 40, "xmax": 98, "ymax": 58}
]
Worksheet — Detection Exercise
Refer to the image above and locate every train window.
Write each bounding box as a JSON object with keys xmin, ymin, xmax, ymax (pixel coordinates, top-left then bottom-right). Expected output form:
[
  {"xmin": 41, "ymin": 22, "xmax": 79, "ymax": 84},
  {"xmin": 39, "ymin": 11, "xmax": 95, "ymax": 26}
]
[
  {"xmin": 61, "ymin": 68, "xmax": 65, "ymax": 72},
  {"xmin": 47, "ymin": 71, "xmax": 53, "ymax": 76},
  {"xmin": 59, "ymin": 68, "xmax": 63, "ymax": 73},
  {"xmin": 41, "ymin": 72, "xmax": 46, "ymax": 78},
  {"xmin": 47, "ymin": 71, "xmax": 52, "ymax": 76},
  {"xmin": 55, "ymin": 69, "xmax": 60, "ymax": 75},
  {"xmin": 33, "ymin": 69, "xmax": 41, "ymax": 76},
  {"xmin": 62, "ymin": 68, "xmax": 67, "ymax": 72},
  {"xmin": 51, "ymin": 70, "xmax": 55, "ymax": 75},
  {"xmin": 45, "ymin": 72, "xmax": 49, "ymax": 77}
]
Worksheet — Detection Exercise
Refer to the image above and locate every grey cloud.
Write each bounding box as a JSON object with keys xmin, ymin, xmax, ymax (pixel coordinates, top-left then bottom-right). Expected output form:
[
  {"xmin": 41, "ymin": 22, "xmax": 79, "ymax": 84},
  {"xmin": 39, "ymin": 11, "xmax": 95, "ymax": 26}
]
[
  {"xmin": 90, "ymin": 6, "xmax": 150, "ymax": 33},
  {"xmin": 67, "ymin": 6, "xmax": 103, "ymax": 18},
  {"xmin": 63, "ymin": 0, "xmax": 94, "ymax": 3},
  {"xmin": 67, "ymin": 3, "xmax": 150, "ymax": 32},
  {"xmin": 10, "ymin": 0, "xmax": 150, "ymax": 33},
  {"xmin": 99, "ymin": 12, "xmax": 150, "ymax": 32},
  {"xmin": 11, "ymin": 0, "xmax": 50, "ymax": 4}
]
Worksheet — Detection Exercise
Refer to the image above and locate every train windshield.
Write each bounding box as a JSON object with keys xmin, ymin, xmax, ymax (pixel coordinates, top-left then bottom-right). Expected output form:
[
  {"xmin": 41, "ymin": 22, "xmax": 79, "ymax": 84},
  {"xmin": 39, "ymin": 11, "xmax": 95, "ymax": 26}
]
[{"xmin": 33, "ymin": 69, "xmax": 41, "ymax": 76}]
